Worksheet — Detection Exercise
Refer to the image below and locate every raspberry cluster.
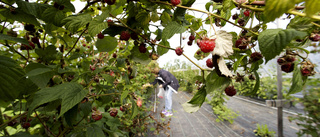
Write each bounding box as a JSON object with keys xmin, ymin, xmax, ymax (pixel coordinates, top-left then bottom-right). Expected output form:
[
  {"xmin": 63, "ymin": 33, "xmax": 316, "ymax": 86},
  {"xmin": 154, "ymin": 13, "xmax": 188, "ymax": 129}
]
[
  {"xmin": 277, "ymin": 54, "xmax": 296, "ymax": 73},
  {"xmin": 250, "ymin": 52, "xmax": 263, "ymax": 62},
  {"xmin": 187, "ymin": 35, "xmax": 195, "ymax": 46},
  {"xmin": 197, "ymin": 37, "xmax": 216, "ymax": 53},
  {"xmin": 175, "ymin": 47, "xmax": 184, "ymax": 56},
  {"xmin": 235, "ymin": 37, "xmax": 248, "ymax": 50}
]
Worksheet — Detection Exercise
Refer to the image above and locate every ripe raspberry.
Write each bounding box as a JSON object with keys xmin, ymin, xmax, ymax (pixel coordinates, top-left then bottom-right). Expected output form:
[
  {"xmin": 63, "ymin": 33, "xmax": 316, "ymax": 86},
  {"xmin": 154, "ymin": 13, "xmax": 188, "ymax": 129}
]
[
  {"xmin": 91, "ymin": 113, "xmax": 102, "ymax": 121},
  {"xmin": 83, "ymin": 43, "xmax": 86, "ymax": 47},
  {"xmin": 198, "ymin": 38, "xmax": 216, "ymax": 53},
  {"xmin": 237, "ymin": 18, "xmax": 245, "ymax": 26},
  {"xmin": 139, "ymin": 43, "xmax": 147, "ymax": 53},
  {"xmin": 187, "ymin": 40, "xmax": 193, "ymax": 46},
  {"xmin": 189, "ymin": 35, "xmax": 195, "ymax": 41},
  {"xmin": 97, "ymin": 32, "xmax": 104, "ymax": 39},
  {"xmin": 120, "ymin": 106, "xmax": 125, "ymax": 112},
  {"xmin": 206, "ymin": 58, "xmax": 214, "ymax": 68},
  {"xmin": 21, "ymin": 122, "xmax": 31, "ymax": 129},
  {"xmin": 284, "ymin": 55, "xmax": 296, "ymax": 62},
  {"xmin": 225, "ymin": 86, "xmax": 237, "ymax": 96},
  {"xmin": 31, "ymin": 37, "xmax": 40, "ymax": 45},
  {"xmin": 28, "ymin": 42, "xmax": 35, "ymax": 50},
  {"xmin": 300, "ymin": 61, "xmax": 315, "ymax": 76},
  {"xmin": 107, "ymin": 19, "xmax": 114, "ymax": 26},
  {"xmin": 277, "ymin": 57, "xmax": 286, "ymax": 65},
  {"xmin": 250, "ymin": 52, "xmax": 263, "ymax": 62},
  {"xmin": 131, "ymin": 32, "xmax": 139, "ymax": 40},
  {"xmin": 112, "ymin": 53, "xmax": 117, "ymax": 58},
  {"xmin": 301, "ymin": 68, "xmax": 311, "ymax": 76},
  {"xmin": 105, "ymin": 0, "xmax": 116, "ymax": 5},
  {"xmin": 232, "ymin": 14, "xmax": 238, "ymax": 20},
  {"xmin": 175, "ymin": 47, "xmax": 183, "ymax": 56},
  {"xmin": 109, "ymin": 108, "xmax": 118, "ymax": 117},
  {"xmin": 90, "ymin": 65, "xmax": 96, "ymax": 71},
  {"xmin": 309, "ymin": 33, "xmax": 320, "ymax": 42},
  {"xmin": 235, "ymin": 38, "xmax": 247, "ymax": 49},
  {"xmin": 120, "ymin": 31, "xmax": 131, "ymax": 41},
  {"xmin": 243, "ymin": 10, "xmax": 250, "ymax": 17},
  {"xmin": 171, "ymin": 0, "xmax": 180, "ymax": 6},
  {"xmin": 281, "ymin": 63, "xmax": 294, "ymax": 73}
]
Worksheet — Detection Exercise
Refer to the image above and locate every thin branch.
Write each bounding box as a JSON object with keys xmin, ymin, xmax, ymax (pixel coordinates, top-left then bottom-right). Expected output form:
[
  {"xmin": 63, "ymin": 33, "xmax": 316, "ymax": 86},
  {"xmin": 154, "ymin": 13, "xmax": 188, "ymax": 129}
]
[
  {"xmin": 88, "ymin": 92, "xmax": 121, "ymax": 98},
  {"xmin": 151, "ymin": 1, "xmax": 259, "ymax": 36},
  {"xmin": 6, "ymin": 42, "xmax": 28, "ymax": 61},
  {"xmin": 0, "ymin": 112, "xmax": 27, "ymax": 128},
  {"xmin": 64, "ymin": 29, "xmax": 87, "ymax": 58},
  {"xmin": 34, "ymin": 111, "xmax": 57, "ymax": 137},
  {"xmin": 78, "ymin": 0, "xmax": 101, "ymax": 14}
]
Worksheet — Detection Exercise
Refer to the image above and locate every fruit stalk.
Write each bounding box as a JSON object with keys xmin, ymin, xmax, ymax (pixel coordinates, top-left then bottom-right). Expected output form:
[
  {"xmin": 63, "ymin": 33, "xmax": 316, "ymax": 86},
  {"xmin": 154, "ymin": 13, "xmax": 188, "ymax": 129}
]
[{"xmin": 35, "ymin": 111, "xmax": 57, "ymax": 137}]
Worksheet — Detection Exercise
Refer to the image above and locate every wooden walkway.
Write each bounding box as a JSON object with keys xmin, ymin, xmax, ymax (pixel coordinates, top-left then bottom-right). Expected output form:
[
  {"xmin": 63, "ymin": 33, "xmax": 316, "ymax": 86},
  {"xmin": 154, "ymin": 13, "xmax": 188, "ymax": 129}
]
[{"xmin": 148, "ymin": 91, "xmax": 305, "ymax": 137}]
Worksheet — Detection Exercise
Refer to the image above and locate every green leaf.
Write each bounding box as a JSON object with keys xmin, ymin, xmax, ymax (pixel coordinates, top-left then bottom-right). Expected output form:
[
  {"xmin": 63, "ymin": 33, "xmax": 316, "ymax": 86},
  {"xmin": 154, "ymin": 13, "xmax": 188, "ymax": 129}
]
[
  {"xmin": 287, "ymin": 16, "xmax": 313, "ymax": 32},
  {"xmin": 220, "ymin": 9, "xmax": 231, "ymax": 26},
  {"xmin": 95, "ymin": 36, "xmax": 117, "ymax": 52},
  {"xmin": 0, "ymin": 55, "xmax": 25, "ymax": 102},
  {"xmin": 173, "ymin": 0, "xmax": 195, "ymax": 24},
  {"xmin": 205, "ymin": 1, "xmax": 213, "ymax": 11},
  {"xmin": 0, "ymin": 8, "xmax": 40, "ymax": 26},
  {"xmin": 86, "ymin": 124, "xmax": 105, "ymax": 137},
  {"xmin": 29, "ymin": 82, "xmax": 87, "ymax": 117},
  {"xmin": 64, "ymin": 105, "xmax": 78, "ymax": 127},
  {"xmin": 41, "ymin": 7, "xmax": 66, "ymax": 27},
  {"xmin": 187, "ymin": 86, "xmax": 206, "ymax": 106},
  {"xmin": 263, "ymin": 0, "xmax": 295, "ymax": 23},
  {"xmin": 252, "ymin": 71, "xmax": 260, "ymax": 94},
  {"xmin": 102, "ymin": 25, "xmax": 127, "ymax": 37},
  {"xmin": 305, "ymin": 0, "xmax": 320, "ymax": 17},
  {"xmin": 131, "ymin": 100, "xmax": 139, "ymax": 119},
  {"xmin": 16, "ymin": 0, "xmax": 51, "ymax": 19},
  {"xmin": 160, "ymin": 12, "xmax": 172, "ymax": 27},
  {"xmin": 288, "ymin": 63, "xmax": 307, "ymax": 95},
  {"xmin": 157, "ymin": 40, "xmax": 170, "ymax": 56},
  {"xmin": 131, "ymin": 45, "xmax": 151, "ymax": 64},
  {"xmin": 258, "ymin": 29, "xmax": 308, "ymax": 63},
  {"xmin": 0, "ymin": 34, "xmax": 29, "ymax": 44},
  {"xmin": 35, "ymin": 45, "xmax": 58, "ymax": 62},
  {"xmin": 121, "ymin": 90, "xmax": 131, "ymax": 104},
  {"xmin": 151, "ymin": 11, "xmax": 160, "ymax": 22},
  {"xmin": 206, "ymin": 71, "xmax": 231, "ymax": 93},
  {"xmin": 162, "ymin": 21, "xmax": 187, "ymax": 40},
  {"xmin": 88, "ymin": 21, "xmax": 109, "ymax": 37},
  {"xmin": 62, "ymin": 14, "xmax": 91, "ymax": 33},
  {"xmin": 80, "ymin": 102, "xmax": 92, "ymax": 117},
  {"xmin": 190, "ymin": 18, "xmax": 202, "ymax": 31},
  {"xmin": 26, "ymin": 68, "xmax": 55, "ymax": 88},
  {"xmin": 182, "ymin": 102, "xmax": 200, "ymax": 113},
  {"xmin": 135, "ymin": 11, "xmax": 150, "ymax": 26},
  {"xmin": 101, "ymin": 74, "xmax": 115, "ymax": 84}
]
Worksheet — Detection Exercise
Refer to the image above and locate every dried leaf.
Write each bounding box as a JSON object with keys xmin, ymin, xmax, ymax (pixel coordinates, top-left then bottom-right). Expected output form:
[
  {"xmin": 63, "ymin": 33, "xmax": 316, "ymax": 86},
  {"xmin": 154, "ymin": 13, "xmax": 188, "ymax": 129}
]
[
  {"xmin": 217, "ymin": 56, "xmax": 233, "ymax": 77},
  {"xmin": 211, "ymin": 30, "xmax": 233, "ymax": 57}
]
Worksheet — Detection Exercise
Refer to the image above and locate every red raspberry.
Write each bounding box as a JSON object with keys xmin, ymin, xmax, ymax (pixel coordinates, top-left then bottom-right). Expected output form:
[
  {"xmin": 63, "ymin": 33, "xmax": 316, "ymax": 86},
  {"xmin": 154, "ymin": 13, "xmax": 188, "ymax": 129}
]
[
  {"xmin": 21, "ymin": 122, "xmax": 31, "ymax": 129},
  {"xmin": 189, "ymin": 35, "xmax": 195, "ymax": 41},
  {"xmin": 309, "ymin": 33, "xmax": 320, "ymax": 42},
  {"xmin": 171, "ymin": 0, "xmax": 180, "ymax": 6},
  {"xmin": 131, "ymin": 32, "xmax": 139, "ymax": 40},
  {"xmin": 139, "ymin": 43, "xmax": 147, "ymax": 53},
  {"xmin": 175, "ymin": 47, "xmax": 183, "ymax": 56},
  {"xmin": 237, "ymin": 18, "xmax": 245, "ymax": 26},
  {"xmin": 301, "ymin": 67, "xmax": 311, "ymax": 76},
  {"xmin": 90, "ymin": 65, "xmax": 96, "ymax": 71},
  {"xmin": 83, "ymin": 43, "xmax": 86, "ymax": 47},
  {"xmin": 120, "ymin": 31, "xmax": 131, "ymax": 41},
  {"xmin": 281, "ymin": 63, "xmax": 294, "ymax": 73},
  {"xmin": 105, "ymin": 0, "xmax": 116, "ymax": 5},
  {"xmin": 97, "ymin": 32, "xmax": 104, "ymax": 39},
  {"xmin": 250, "ymin": 52, "xmax": 263, "ymax": 62},
  {"xmin": 277, "ymin": 57, "xmax": 286, "ymax": 65},
  {"xmin": 232, "ymin": 14, "xmax": 238, "ymax": 20},
  {"xmin": 109, "ymin": 108, "xmax": 118, "ymax": 117},
  {"xmin": 198, "ymin": 39, "xmax": 216, "ymax": 53},
  {"xmin": 206, "ymin": 58, "xmax": 214, "ymax": 68},
  {"xmin": 284, "ymin": 55, "xmax": 296, "ymax": 62},
  {"xmin": 244, "ymin": 10, "xmax": 250, "ymax": 17},
  {"xmin": 112, "ymin": 53, "xmax": 117, "ymax": 58},
  {"xmin": 120, "ymin": 106, "xmax": 125, "ymax": 112},
  {"xmin": 225, "ymin": 86, "xmax": 237, "ymax": 96},
  {"xmin": 107, "ymin": 19, "xmax": 114, "ymax": 26},
  {"xmin": 91, "ymin": 113, "xmax": 102, "ymax": 121},
  {"xmin": 187, "ymin": 40, "xmax": 193, "ymax": 46},
  {"xmin": 235, "ymin": 38, "xmax": 247, "ymax": 49},
  {"xmin": 27, "ymin": 41, "xmax": 35, "ymax": 50},
  {"xmin": 31, "ymin": 37, "xmax": 40, "ymax": 45}
]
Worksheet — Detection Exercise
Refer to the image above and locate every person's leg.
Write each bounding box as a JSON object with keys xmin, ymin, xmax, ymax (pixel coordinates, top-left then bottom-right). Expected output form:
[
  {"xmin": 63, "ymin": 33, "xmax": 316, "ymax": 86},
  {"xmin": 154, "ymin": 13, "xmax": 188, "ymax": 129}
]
[{"xmin": 165, "ymin": 88, "xmax": 173, "ymax": 112}]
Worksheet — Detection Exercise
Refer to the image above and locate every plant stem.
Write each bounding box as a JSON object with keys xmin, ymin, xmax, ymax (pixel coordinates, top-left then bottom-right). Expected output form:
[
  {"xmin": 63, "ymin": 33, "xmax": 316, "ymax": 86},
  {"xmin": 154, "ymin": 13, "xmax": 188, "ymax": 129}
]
[
  {"xmin": 34, "ymin": 111, "xmax": 57, "ymax": 137},
  {"xmin": 65, "ymin": 28, "xmax": 87, "ymax": 58},
  {"xmin": 182, "ymin": 53, "xmax": 204, "ymax": 71},
  {"xmin": 78, "ymin": 0, "xmax": 101, "ymax": 14},
  {"xmin": 151, "ymin": 1, "xmax": 259, "ymax": 36},
  {"xmin": 0, "ymin": 112, "xmax": 27, "ymax": 129},
  {"xmin": 88, "ymin": 92, "xmax": 121, "ymax": 98}
]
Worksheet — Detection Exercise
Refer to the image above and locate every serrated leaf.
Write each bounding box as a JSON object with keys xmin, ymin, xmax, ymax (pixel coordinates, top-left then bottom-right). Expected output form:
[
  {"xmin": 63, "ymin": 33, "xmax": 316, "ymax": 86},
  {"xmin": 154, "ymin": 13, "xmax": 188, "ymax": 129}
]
[
  {"xmin": 288, "ymin": 63, "xmax": 307, "ymax": 95},
  {"xmin": 88, "ymin": 21, "xmax": 109, "ymax": 37},
  {"xmin": 135, "ymin": 11, "xmax": 150, "ymax": 26},
  {"xmin": 64, "ymin": 105, "xmax": 78, "ymax": 127},
  {"xmin": 287, "ymin": 16, "xmax": 313, "ymax": 32},
  {"xmin": 187, "ymin": 86, "xmax": 206, "ymax": 106},
  {"xmin": 35, "ymin": 45, "xmax": 58, "ymax": 62},
  {"xmin": 131, "ymin": 45, "xmax": 151, "ymax": 64},
  {"xmin": 206, "ymin": 71, "xmax": 231, "ymax": 93},
  {"xmin": 42, "ymin": 7, "xmax": 66, "ymax": 27},
  {"xmin": 160, "ymin": 11, "xmax": 172, "ymax": 27},
  {"xmin": 16, "ymin": 0, "xmax": 50, "ymax": 18},
  {"xmin": 0, "ymin": 8, "xmax": 40, "ymax": 26},
  {"xmin": 190, "ymin": 18, "xmax": 202, "ymax": 31},
  {"xmin": 80, "ymin": 102, "xmax": 92, "ymax": 117},
  {"xmin": 121, "ymin": 90, "xmax": 131, "ymax": 104},
  {"xmin": 258, "ymin": 29, "xmax": 308, "ymax": 63},
  {"xmin": 0, "ymin": 55, "xmax": 25, "ymax": 102},
  {"xmin": 151, "ymin": 11, "xmax": 159, "ymax": 22},
  {"xmin": 62, "ymin": 14, "xmax": 91, "ymax": 33},
  {"xmin": 173, "ymin": 0, "xmax": 195, "ymax": 24},
  {"xmin": 131, "ymin": 100, "xmax": 139, "ymax": 119},
  {"xmin": 157, "ymin": 40, "xmax": 170, "ymax": 55},
  {"xmin": 95, "ymin": 36, "xmax": 117, "ymax": 52},
  {"xmin": 0, "ymin": 34, "xmax": 29, "ymax": 44},
  {"xmin": 162, "ymin": 21, "xmax": 186, "ymax": 40},
  {"xmin": 305, "ymin": 0, "xmax": 320, "ymax": 17},
  {"xmin": 29, "ymin": 82, "xmax": 87, "ymax": 117},
  {"xmin": 87, "ymin": 124, "xmax": 105, "ymax": 137},
  {"xmin": 212, "ymin": 30, "xmax": 233, "ymax": 57},
  {"xmin": 220, "ymin": 9, "xmax": 231, "ymax": 26},
  {"xmin": 217, "ymin": 57, "xmax": 233, "ymax": 77},
  {"xmin": 263, "ymin": 0, "xmax": 295, "ymax": 23},
  {"xmin": 26, "ymin": 68, "xmax": 55, "ymax": 88},
  {"xmin": 205, "ymin": 1, "xmax": 213, "ymax": 11}
]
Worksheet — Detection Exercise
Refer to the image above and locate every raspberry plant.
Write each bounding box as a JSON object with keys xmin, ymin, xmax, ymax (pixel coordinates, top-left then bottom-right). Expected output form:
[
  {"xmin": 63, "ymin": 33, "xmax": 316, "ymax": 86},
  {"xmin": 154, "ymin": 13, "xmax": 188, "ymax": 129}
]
[{"xmin": 0, "ymin": 0, "xmax": 319, "ymax": 136}]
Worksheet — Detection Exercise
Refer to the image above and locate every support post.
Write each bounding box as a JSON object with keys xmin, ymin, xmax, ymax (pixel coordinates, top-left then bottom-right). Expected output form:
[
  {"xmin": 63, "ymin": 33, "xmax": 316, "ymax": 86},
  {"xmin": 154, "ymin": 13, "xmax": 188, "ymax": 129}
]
[{"xmin": 276, "ymin": 63, "xmax": 283, "ymax": 137}]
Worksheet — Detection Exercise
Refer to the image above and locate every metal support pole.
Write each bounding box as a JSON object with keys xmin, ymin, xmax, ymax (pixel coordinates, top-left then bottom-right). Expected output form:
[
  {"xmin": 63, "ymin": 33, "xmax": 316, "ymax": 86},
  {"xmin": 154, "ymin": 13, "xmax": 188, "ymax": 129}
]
[{"xmin": 276, "ymin": 63, "xmax": 283, "ymax": 137}]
